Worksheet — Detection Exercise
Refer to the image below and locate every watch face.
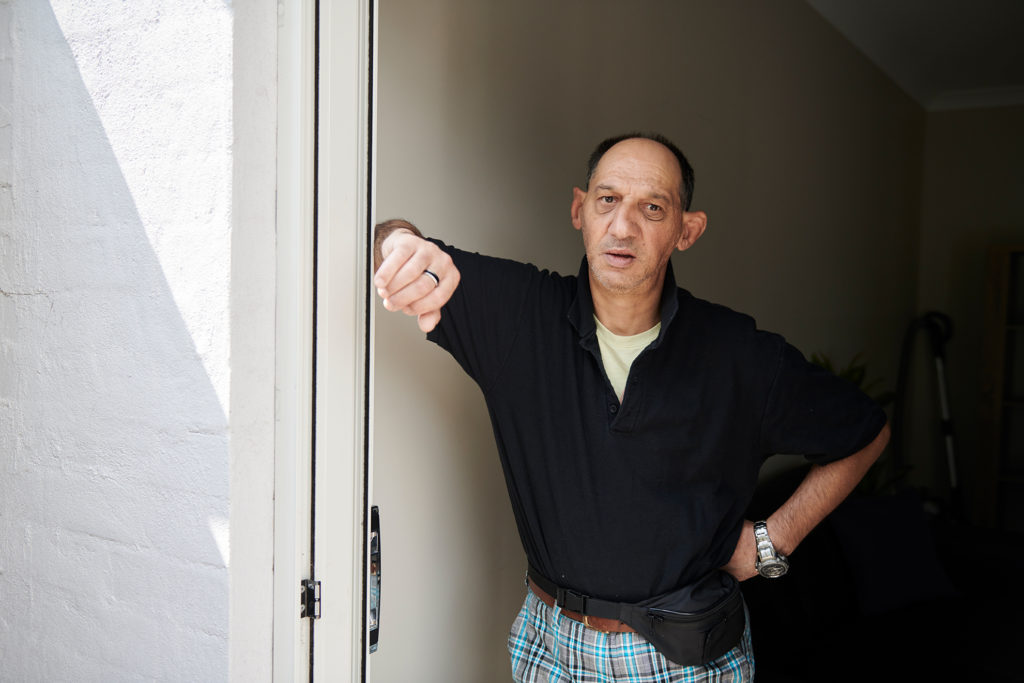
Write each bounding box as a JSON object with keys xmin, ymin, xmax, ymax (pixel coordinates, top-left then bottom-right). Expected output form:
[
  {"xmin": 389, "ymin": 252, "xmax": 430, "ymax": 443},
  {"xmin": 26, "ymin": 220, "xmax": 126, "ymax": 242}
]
[{"xmin": 757, "ymin": 558, "xmax": 789, "ymax": 578}]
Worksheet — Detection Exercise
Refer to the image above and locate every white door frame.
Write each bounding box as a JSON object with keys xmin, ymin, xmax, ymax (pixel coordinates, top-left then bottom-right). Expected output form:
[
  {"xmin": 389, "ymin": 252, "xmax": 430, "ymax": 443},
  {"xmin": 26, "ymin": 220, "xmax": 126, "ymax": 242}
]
[
  {"xmin": 273, "ymin": 0, "xmax": 316, "ymax": 680},
  {"xmin": 312, "ymin": 0, "xmax": 376, "ymax": 681},
  {"xmin": 274, "ymin": 1, "xmax": 376, "ymax": 681}
]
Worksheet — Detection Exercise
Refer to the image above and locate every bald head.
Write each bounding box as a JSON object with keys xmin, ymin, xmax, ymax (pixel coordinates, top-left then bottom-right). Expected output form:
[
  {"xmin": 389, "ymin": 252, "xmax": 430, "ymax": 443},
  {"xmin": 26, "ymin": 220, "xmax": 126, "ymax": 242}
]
[{"xmin": 585, "ymin": 133, "xmax": 695, "ymax": 210}]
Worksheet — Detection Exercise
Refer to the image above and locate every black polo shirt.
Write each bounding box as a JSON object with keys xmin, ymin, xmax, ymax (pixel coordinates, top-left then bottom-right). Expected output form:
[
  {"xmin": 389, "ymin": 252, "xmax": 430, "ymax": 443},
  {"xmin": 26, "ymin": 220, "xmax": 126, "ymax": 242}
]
[{"xmin": 427, "ymin": 241, "xmax": 886, "ymax": 603}]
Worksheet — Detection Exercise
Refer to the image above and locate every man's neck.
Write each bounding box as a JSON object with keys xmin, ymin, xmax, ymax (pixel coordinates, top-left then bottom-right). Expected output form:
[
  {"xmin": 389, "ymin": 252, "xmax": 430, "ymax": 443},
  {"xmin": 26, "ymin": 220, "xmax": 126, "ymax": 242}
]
[{"xmin": 590, "ymin": 284, "xmax": 662, "ymax": 336}]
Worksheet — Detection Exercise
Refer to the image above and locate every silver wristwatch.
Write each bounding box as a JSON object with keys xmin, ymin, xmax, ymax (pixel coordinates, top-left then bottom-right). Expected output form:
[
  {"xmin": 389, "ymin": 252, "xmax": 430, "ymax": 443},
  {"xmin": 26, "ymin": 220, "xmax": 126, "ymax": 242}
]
[{"xmin": 753, "ymin": 521, "xmax": 789, "ymax": 578}]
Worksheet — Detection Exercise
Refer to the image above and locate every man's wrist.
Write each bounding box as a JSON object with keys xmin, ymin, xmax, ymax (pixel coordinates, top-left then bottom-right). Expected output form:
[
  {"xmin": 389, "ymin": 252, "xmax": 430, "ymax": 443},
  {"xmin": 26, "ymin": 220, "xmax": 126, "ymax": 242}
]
[
  {"xmin": 753, "ymin": 520, "xmax": 789, "ymax": 578},
  {"xmin": 763, "ymin": 516, "xmax": 795, "ymax": 557}
]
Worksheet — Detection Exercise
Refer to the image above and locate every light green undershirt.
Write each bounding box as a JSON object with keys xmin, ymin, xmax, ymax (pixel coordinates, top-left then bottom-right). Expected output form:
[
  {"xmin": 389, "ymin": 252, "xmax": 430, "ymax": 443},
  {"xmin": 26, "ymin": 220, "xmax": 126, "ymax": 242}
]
[{"xmin": 594, "ymin": 316, "xmax": 661, "ymax": 402}]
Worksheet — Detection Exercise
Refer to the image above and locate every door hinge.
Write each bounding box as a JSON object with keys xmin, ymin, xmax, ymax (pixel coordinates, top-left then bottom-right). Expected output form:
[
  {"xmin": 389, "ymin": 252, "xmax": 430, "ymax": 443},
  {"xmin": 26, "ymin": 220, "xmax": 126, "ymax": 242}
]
[{"xmin": 301, "ymin": 579, "xmax": 321, "ymax": 619}]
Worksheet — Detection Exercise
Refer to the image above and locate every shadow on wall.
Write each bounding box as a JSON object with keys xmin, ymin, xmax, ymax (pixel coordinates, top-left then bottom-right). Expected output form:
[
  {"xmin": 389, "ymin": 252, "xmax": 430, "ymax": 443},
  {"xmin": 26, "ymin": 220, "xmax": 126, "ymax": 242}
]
[{"xmin": 0, "ymin": 3, "xmax": 229, "ymax": 680}]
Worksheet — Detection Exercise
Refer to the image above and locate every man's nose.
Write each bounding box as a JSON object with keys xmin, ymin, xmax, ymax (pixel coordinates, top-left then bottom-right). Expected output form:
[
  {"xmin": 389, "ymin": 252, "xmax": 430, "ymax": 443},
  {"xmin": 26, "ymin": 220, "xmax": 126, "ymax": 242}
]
[{"xmin": 608, "ymin": 205, "xmax": 640, "ymax": 239}]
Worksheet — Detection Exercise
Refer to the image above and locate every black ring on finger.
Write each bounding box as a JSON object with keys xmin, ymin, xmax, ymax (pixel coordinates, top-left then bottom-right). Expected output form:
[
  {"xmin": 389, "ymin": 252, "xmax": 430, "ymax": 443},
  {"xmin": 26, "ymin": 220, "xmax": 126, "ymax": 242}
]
[{"xmin": 423, "ymin": 269, "xmax": 440, "ymax": 288}]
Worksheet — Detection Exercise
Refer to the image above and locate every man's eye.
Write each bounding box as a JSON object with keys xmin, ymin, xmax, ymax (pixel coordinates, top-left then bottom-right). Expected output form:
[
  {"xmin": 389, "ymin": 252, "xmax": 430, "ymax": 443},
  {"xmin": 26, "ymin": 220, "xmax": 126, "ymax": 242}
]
[
  {"xmin": 646, "ymin": 204, "xmax": 662, "ymax": 212},
  {"xmin": 600, "ymin": 196, "xmax": 616, "ymax": 203}
]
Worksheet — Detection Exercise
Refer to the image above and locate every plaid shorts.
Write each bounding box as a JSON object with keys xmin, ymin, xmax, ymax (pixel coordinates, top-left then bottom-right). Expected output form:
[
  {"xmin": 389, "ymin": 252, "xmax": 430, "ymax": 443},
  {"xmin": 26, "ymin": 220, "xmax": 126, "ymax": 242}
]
[{"xmin": 507, "ymin": 588, "xmax": 754, "ymax": 682}]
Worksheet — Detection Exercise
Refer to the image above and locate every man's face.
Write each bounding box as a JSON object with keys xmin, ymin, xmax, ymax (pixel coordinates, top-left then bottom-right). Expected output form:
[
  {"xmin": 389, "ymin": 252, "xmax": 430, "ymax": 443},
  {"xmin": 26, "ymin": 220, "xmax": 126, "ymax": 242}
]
[{"xmin": 571, "ymin": 138, "xmax": 703, "ymax": 298}]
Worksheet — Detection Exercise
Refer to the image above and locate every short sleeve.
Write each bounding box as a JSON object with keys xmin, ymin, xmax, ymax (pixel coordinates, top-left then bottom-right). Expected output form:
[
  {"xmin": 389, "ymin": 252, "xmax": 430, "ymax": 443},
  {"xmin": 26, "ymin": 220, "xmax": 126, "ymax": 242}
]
[
  {"xmin": 758, "ymin": 342, "xmax": 887, "ymax": 463},
  {"xmin": 425, "ymin": 240, "xmax": 545, "ymax": 391}
]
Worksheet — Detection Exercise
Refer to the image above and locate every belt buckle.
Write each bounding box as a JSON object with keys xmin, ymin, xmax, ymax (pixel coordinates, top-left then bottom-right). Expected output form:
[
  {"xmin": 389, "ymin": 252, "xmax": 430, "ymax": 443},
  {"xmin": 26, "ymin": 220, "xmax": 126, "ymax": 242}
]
[{"xmin": 583, "ymin": 614, "xmax": 610, "ymax": 633}]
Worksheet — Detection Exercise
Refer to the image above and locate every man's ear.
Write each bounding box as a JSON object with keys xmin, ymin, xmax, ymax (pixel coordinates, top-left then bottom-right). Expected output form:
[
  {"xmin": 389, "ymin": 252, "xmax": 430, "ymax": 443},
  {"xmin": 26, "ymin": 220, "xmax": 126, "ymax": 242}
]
[
  {"xmin": 676, "ymin": 211, "xmax": 708, "ymax": 251},
  {"xmin": 571, "ymin": 187, "xmax": 586, "ymax": 231}
]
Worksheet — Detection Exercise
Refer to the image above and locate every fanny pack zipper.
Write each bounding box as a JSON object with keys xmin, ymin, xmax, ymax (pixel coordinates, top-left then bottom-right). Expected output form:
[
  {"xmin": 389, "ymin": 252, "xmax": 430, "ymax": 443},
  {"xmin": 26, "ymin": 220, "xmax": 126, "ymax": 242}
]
[{"xmin": 646, "ymin": 587, "xmax": 741, "ymax": 623}]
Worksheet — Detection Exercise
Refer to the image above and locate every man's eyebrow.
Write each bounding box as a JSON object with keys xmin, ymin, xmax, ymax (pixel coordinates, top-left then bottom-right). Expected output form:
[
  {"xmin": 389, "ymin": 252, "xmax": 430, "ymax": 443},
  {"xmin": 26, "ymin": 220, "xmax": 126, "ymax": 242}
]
[{"xmin": 593, "ymin": 183, "xmax": 679, "ymax": 205}]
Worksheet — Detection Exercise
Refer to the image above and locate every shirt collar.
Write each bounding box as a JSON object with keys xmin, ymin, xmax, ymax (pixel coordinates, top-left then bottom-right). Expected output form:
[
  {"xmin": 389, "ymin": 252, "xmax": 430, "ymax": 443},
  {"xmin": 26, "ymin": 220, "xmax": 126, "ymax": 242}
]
[{"xmin": 567, "ymin": 257, "xmax": 680, "ymax": 347}]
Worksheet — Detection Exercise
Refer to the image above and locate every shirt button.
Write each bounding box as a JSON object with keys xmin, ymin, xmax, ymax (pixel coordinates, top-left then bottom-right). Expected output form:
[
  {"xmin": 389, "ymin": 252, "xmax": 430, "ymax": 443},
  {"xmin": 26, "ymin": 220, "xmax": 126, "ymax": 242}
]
[{"xmin": 609, "ymin": 404, "xmax": 618, "ymax": 413}]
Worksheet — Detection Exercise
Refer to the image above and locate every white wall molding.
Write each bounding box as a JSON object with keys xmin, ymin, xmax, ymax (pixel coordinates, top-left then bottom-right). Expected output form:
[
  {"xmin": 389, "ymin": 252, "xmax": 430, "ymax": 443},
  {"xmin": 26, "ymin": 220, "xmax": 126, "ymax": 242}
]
[{"xmin": 229, "ymin": 1, "xmax": 279, "ymax": 681}]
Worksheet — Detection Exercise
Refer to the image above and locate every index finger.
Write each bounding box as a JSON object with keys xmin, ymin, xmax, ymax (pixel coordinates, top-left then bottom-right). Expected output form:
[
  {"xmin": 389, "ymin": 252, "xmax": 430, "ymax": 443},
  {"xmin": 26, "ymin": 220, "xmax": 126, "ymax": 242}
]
[{"xmin": 373, "ymin": 248, "xmax": 406, "ymax": 292}]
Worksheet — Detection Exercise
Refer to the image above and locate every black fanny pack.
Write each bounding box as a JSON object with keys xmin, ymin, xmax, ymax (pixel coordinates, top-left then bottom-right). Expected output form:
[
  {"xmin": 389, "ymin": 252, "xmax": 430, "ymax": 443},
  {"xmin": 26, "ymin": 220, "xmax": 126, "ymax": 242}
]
[{"xmin": 527, "ymin": 566, "xmax": 745, "ymax": 667}]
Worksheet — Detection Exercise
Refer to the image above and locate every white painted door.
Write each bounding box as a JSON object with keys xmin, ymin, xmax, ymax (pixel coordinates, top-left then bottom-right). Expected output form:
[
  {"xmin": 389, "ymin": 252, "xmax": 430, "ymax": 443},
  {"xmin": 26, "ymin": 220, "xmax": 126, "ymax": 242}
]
[{"xmin": 310, "ymin": 0, "xmax": 528, "ymax": 679}]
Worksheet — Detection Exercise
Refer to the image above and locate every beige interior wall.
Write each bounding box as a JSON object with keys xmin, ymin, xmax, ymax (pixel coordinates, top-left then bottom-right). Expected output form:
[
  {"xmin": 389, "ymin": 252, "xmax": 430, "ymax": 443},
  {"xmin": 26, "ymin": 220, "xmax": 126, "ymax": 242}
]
[
  {"xmin": 911, "ymin": 105, "xmax": 1024, "ymax": 516},
  {"xmin": 371, "ymin": 1, "xmax": 923, "ymax": 679}
]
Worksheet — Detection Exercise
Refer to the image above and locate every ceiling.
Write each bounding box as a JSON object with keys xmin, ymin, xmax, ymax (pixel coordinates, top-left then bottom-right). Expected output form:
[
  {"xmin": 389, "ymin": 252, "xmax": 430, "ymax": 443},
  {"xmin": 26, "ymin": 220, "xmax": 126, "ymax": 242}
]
[{"xmin": 804, "ymin": 0, "xmax": 1024, "ymax": 110}]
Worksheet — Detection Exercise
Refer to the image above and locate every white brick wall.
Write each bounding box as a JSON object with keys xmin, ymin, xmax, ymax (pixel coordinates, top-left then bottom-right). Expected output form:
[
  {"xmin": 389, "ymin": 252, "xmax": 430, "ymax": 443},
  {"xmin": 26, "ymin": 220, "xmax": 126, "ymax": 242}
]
[{"xmin": 1, "ymin": 1, "xmax": 236, "ymax": 679}]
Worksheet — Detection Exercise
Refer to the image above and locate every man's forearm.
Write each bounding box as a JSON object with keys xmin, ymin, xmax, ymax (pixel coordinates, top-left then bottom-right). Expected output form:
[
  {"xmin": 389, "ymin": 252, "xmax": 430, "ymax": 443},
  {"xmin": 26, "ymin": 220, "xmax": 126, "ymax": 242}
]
[{"xmin": 767, "ymin": 422, "xmax": 890, "ymax": 556}]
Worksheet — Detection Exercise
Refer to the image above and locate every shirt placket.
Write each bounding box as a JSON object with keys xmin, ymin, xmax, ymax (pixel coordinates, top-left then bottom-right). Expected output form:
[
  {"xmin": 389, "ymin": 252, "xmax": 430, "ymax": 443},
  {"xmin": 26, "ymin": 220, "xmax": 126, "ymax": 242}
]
[{"xmin": 611, "ymin": 353, "xmax": 645, "ymax": 433}]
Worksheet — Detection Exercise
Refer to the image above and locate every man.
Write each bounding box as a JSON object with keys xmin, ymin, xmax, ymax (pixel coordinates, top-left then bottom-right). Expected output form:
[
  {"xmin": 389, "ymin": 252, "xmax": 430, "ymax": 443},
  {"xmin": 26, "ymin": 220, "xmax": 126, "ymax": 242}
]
[{"xmin": 373, "ymin": 133, "xmax": 889, "ymax": 682}]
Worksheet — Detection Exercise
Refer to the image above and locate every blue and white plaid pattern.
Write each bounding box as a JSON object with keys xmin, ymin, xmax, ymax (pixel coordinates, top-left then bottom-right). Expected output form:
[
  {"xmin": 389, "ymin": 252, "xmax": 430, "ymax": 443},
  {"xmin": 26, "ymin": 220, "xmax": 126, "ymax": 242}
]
[{"xmin": 508, "ymin": 589, "xmax": 754, "ymax": 682}]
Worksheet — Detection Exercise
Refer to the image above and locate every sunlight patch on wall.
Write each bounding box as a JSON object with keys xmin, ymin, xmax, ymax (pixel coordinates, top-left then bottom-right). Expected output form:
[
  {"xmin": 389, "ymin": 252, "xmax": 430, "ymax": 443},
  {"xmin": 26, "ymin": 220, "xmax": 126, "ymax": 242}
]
[
  {"xmin": 208, "ymin": 514, "xmax": 230, "ymax": 567},
  {"xmin": 48, "ymin": 0, "xmax": 234, "ymax": 413}
]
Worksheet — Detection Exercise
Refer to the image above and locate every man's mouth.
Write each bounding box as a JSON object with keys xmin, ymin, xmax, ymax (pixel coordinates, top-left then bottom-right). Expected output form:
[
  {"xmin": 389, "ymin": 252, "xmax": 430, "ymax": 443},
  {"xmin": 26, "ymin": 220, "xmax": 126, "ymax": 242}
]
[{"xmin": 602, "ymin": 250, "xmax": 636, "ymax": 268}]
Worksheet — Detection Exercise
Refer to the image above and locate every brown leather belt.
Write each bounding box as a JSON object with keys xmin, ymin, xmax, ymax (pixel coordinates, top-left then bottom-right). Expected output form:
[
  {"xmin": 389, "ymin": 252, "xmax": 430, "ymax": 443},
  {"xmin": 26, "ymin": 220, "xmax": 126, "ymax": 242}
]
[{"xmin": 528, "ymin": 578, "xmax": 635, "ymax": 633}]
